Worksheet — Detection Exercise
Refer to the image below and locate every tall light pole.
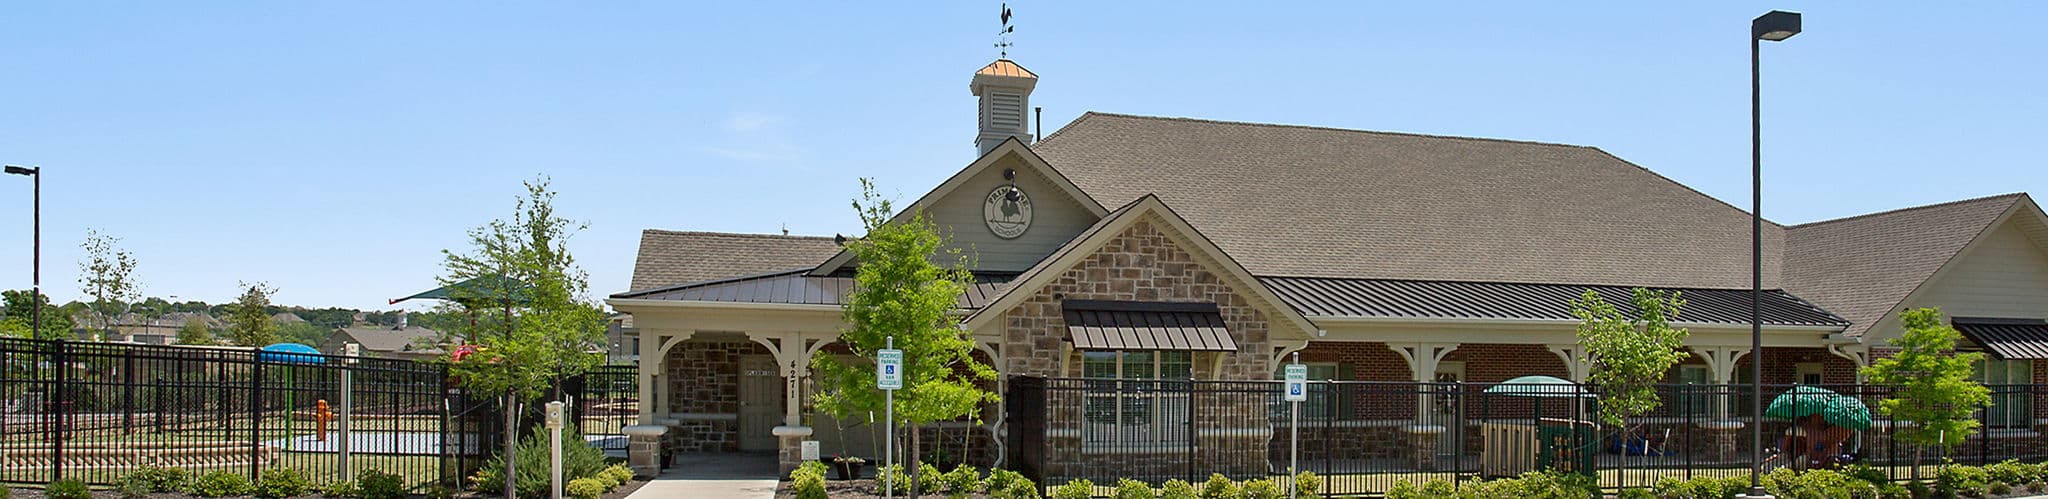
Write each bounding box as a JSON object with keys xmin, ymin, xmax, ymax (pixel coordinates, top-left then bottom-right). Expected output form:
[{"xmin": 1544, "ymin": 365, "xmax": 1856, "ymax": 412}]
[
  {"xmin": 1743, "ymin": 10, "xmax": 1801, "ymax": 499},
  {"xmin": 4, "ymin": 165, "xmax": 40, "ymax": 341}
]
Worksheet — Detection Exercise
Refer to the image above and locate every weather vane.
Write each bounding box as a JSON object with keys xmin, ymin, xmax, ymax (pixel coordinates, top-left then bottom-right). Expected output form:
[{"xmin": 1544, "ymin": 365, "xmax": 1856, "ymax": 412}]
[{"xmin": 995, "ymin": 3, "xmax": 1014, "ymax": 59}]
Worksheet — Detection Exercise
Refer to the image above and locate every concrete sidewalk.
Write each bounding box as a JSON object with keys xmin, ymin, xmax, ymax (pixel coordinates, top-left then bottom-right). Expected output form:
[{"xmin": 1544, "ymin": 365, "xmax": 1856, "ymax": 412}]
[{"xmin": 625, "ymin": 453, "xmax": 779, "ymax": 499}]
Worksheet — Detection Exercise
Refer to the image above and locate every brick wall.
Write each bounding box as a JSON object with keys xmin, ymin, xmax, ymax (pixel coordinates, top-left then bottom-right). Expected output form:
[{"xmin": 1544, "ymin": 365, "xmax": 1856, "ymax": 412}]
[{"xmin": 1000, "ymin": 219, "xmax": 1274, "ymax": 380}]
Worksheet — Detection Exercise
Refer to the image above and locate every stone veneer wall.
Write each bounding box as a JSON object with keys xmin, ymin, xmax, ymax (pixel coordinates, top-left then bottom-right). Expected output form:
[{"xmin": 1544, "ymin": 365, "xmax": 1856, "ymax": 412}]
[
  {"xmin": 1000, "ymin": 219, "xmax": 1282, "ymax": 479},
  {"xmin": 663, "ymin": 341, "xmax": 768, "ymax": 453}
]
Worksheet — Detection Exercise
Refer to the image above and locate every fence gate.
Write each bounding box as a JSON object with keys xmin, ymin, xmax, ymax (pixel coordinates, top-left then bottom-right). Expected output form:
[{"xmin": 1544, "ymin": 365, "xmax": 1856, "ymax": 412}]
[
  {"xmin": 567, "ymin": 365, "xmax": 638, "ymax": 454},
  {"xmin": 1004, "ymin": 375, "xmax": 1048, "ymax": 488}
]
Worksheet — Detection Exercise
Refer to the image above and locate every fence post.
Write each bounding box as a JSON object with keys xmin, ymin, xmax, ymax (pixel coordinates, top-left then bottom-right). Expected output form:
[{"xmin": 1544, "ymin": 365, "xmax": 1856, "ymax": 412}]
[
  {"xmin": 1185, "ymin": 377, "xmax": 1195, "ymax": 485},
  {"xmin": 124, "ymin": 347, "xmax": 136, "ymax": 432},
  {"xmin": 441, "ymin": 363, "xmax": 453, "ymax": 488},
  {"xmin": 251, "ymin": 359, "xmax": 264, "ymax": 480},
  {"xmin": 51, "ymin": 339, "xmax": 67, "ymax": 483},
  {"xmin": 1323, "ymin": 380, "xmax": 1334, "ymax": 498}
]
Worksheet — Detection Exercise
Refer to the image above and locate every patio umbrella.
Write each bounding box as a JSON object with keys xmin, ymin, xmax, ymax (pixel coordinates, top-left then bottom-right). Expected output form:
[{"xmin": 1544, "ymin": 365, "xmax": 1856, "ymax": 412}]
[
  {"xmin": 1823, "ymin": 394, "xmax": 1873, "ymax": 431},
  {"xmin": 1764, "ymin": 385, "xmax": 1840, "ymax": 420},
  {"xmin": 1485, "ymin": 375, "xmax": 1594, "ymax": 398}
]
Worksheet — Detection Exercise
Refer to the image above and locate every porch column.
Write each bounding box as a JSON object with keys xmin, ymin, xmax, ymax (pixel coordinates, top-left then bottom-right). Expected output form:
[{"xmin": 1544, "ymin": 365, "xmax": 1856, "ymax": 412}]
[
  {"xmin": 1388, "ymin": 342, "xmax": 1456, "ymax": 471},
  {"xmin": 626, "ymin": 328, "xmax": 691, "ymax": 477},
  {"xmin": 1690, "ymin": 345, "xmax": 1750, "ymax": 461},
  {"xmin": 1544, "ymin": 344, "xmax": 1592, "ymax": 382}
]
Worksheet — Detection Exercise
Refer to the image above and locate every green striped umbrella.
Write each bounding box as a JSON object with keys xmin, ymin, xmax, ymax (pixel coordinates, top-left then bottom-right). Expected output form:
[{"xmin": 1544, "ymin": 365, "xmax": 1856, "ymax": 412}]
[
  {"xmin": 1765, "ymin": 385, "xmax": 1840, "ymax": 420},
  {"xmin": 1484, "ymin": 375, "xmax": 1594, "ymax": 398},
  {"xmin": 1823, "ymin": 395, "xmax": 1873, "ymax": 430}
]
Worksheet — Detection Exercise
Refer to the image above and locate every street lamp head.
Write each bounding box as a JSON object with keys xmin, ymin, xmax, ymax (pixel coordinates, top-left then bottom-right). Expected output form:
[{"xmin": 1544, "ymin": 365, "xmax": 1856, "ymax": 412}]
[
  {"xmin": 3, "ymin": 165, "xmax": 35, "ymax": 176},
  {"xmin": 1753, "ymin": 10, "xmax": 1802, "ymax": 42}
]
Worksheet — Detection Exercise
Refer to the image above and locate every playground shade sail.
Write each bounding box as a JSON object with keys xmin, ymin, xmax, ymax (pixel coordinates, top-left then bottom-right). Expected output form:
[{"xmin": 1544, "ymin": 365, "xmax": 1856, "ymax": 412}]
[
  {"xmin": 1484, "ymin": 375, "xmax": 1594, "ymax": 398},
  {"xmin": 1765, "ymin": 385, "xmax": 1872, "ymax": 430},
  {"xmin": 258, "ymin": 343, "xmax": 325, "ymax": 364}
]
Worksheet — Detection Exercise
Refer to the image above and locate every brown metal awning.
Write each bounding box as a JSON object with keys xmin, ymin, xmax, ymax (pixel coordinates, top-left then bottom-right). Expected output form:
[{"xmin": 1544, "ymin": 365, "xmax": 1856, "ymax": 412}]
[
  {"xmin": 1955, "ymin": 318, "xmax": 2048, "ymax": 360},
  {"xmin": 1061, "ymin": 300, "xmax": 1237, "ymax": 352}
]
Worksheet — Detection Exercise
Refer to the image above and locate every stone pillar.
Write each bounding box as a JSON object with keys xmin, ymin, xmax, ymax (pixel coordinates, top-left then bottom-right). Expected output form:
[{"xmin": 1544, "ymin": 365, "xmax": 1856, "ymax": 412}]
[
  {"xmin": 773, "ymin": 426, "xmax": 814, "ymax": 476},
  {"xmin": 1696, "ymin": 420, "xmax": 1745, "ymax": 462},
  {"xmin": 622, "ymin": 425, "xmax": 670, "ymax": 478},
  {"xmin": 1404, "ymin": 424, "xmax": 1445, "ymax": 471}
]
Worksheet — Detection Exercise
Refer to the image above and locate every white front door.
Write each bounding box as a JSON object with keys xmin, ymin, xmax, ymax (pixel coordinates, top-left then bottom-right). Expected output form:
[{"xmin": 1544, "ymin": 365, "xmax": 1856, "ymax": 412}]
[{"xmin": 738, "ymin": 356, "xmax": 783, "ymax": 451}]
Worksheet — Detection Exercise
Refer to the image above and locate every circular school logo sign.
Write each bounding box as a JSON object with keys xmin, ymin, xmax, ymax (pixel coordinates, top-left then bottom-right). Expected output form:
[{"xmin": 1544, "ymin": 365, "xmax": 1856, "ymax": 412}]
[{"xmin": 984, "ymin": 186, "xmax": 1033, "ymax": 239}]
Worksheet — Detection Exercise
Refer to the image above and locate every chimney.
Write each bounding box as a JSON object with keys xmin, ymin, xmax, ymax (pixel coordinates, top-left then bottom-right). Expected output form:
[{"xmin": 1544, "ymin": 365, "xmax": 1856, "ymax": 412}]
[
  {"xmin": 971, "ymin": 59, "xmax": 1039, "ymax": 156},
  {"xmin": 395, "ymin": 311, "xmax": 408, "ymax": 330}
]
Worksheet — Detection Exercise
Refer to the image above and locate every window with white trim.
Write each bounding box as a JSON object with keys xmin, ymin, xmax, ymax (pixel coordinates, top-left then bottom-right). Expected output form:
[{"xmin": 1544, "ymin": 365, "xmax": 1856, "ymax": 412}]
[
  {"xmin": 1674, "ymin": 365, "xmax": 1713, "ymax": 417},
  {"xmin": 1975, "ymin": 358, "xmax": 2034, "ymax": 429},
  {"xmin": 1081, "ymin": 351, "xmax": 1193, "ymax": 447}
]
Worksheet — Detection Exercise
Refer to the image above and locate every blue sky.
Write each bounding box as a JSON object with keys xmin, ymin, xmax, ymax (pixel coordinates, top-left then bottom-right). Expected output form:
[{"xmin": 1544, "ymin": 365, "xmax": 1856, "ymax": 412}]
[{"xmin": 2, "ymin": 3, "xmax": 2044, "ymax": 310}]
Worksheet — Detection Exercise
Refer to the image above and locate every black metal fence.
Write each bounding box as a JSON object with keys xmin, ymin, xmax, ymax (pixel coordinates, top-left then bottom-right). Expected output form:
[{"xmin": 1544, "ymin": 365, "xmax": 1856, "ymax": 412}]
[
  {"xmin": 1006, "ymin": 375, "xmax": 2048, "ymax": 497},
  {"xmin": 0, "ymin": 338, "xmax": 501, "ymax": 491},
  {"xmin": 566, "ymin": 365, "xmax": 638, "ymax": 454}
]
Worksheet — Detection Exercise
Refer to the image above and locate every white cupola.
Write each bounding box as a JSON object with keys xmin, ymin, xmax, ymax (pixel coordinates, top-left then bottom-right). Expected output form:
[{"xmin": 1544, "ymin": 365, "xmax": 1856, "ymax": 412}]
[{"xmin": 971, "ymin": 59, "xmax": 1038, "ymax": 156}]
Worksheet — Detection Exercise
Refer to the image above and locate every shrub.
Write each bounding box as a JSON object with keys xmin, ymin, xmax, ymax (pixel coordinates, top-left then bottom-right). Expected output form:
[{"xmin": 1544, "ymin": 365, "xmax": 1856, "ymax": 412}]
[
  {"xmin": 128, "ymin": 465, "xmax": 193, "ymax": 493},
  {"xmin": 942, "ymin": 464, "xmax": 982, "ymax": 497},
  {"xmin": 986, "ymin": 469, "xmax": 1027, "ymax": 493},
  {"xmin": 189, "ymin": 471, "xmax": 255, "ymax": 498},
  {"xmin": 1241, "ymin": 478, "xmax": 1284, "ymax": 499},
  {"xmin": 355, "ymin": 468, "xmax": 405, "ymax": 499},
  {"xmin": 1385, "ymin": 479, "xmax": 1454, "ymax": 499},
  {"xmin": 1904, "ymin": 480, "xmax": 1929, "ymax": 499},
  {"xmin": 1990, "ymin": 482, "xmax": 2014, "ymax": 496},
  {"xmin": 1936, "ymin": 464, "xmax": 1990, "ymax": 498},
  {"xmin": 1160, "ymin": 479, "xmax": 1198, "ymax": 499},
  {"xmin": 1050, "ymin": 479, "xmax": 1095, "ymax": 499},
  {"xmin": 1986, "ymin": 460, "xmax": 2036, "ymax": 487},
  {"xmin": 1291, "ymin": 471, "xmax": 1320, "ymax": 498},
  {"xmin": 601, "ymin": 464, "xmax": 635, "ymax": 486},
  {"xmin": 792, "ymin": 471, "xmax": 827, "ymax": 499},
  {"xmin": 257, "ymin": 468, "xmax": 314, "ymax": 498},
  {"xmin": 1652, "ymin": 476, "xmax": 1745, "ymax": 499},
  {"xmin": 876, "ymin": 464, "xmax": 911, "ymax": 495},
  {"xmin": 475, "ymin": 425, "xmax": 612, "ymax": 498},
  {"xmin": 1113, "ymin": 478, "xmax": 1155, "ymax": 499},
  {"xmin": 1616, "ymin": 488, "xmax": 1655, "ymax": 499},
  {"xmin": 566, "ymin": 478, "xmax": 606, "ymax": 499},
  {"xmin": 1461, "ymin": 471, "xmax": 1597, "ymax": 499},
  {"xmin": 794, "ymin": 460, "xmax": 829, "ymax": 480},
  {"xmin": 991, "ymin": 478, "xmax": 1042, "ymax": 499},
  {"xmin": 0, "ymin": 486, "xmax": 13, "ymax": 499},
  {"xmin": 117, "ymin": 473, "xmax": 154, "ymax": 499},
  {"xmin": 1198, "ymin": 474, "xmax": 1239, "ymax": 499},
  {"xmin": 917, "ymin": 463, "xmax": 944, "ymax": 495},
  {"xmin": 322, "ymin": 477, "xmax": 360, "ymax": 498},
  {"xmin": 46, "ymin": 478, "xmax": 92, "ymax": 499}
]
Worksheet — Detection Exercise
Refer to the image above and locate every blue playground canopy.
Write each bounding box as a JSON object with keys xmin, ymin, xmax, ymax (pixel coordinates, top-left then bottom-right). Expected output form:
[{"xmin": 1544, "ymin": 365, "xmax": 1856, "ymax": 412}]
[{"xmin": 258, "ymin": 343, "xmax": 325, "ymax": 364}]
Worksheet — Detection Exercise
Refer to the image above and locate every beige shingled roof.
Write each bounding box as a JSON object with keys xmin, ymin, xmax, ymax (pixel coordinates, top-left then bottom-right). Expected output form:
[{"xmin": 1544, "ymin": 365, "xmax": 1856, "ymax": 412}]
[
  {"xmin": 1784, "ymin": 194, "xmax": 2028, "ymax": 337},
  {"xmin": 628, "ymin": 230, "xmax": 841, "ymax": 292},
  {"xmin": 334, "ymin": 326, "xmax": 446, "ymax": 353},
  {"xmin": 1034, "ymin": 112, "xmax": 1786, "ymax": 289}
]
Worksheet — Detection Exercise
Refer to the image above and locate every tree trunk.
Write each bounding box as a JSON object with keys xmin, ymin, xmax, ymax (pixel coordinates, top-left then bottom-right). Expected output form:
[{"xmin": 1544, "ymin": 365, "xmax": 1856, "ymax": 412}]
[
  {"xmin": 908, "ymin": 423, "xmax": 922, "ymax": 498},
  {"xmin": 504, "ymin": 396, "xmax": 519, "ymax": 499}
]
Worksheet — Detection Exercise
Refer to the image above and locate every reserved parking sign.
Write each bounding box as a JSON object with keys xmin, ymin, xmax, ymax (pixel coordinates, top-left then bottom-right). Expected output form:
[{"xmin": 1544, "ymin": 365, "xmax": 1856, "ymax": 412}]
[{"xmin": 877, "ymin": 349, "xmax": 903, "ymax": 390}]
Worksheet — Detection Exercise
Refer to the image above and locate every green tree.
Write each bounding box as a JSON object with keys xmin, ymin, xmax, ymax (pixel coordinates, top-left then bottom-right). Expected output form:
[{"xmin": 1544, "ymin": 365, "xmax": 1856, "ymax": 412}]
[
  {"xmin": 1862, "ymin": 307, "xmax": 1990, "ymax": 478},
  {"xmin": 1572, "ymin": 288, "xmax": 1689, "ymax": 478},
  {"xmin": 2, "ymin": 289, "xmax": 75, "ymax": 340},
  {"xmin": 810, "ymin": 179, "xmax": 996, "ymax": 497},
  {"xmin": 226, "ymin": 282, "xmax": 280, "ymax": 346},
  {"xmin": 77, "ymin": 229, "xmax": 141, "ymax": 341},
  {"xmin": 440, "ymin": 177, "xmax": 607, "ymax": 499},
  {"xmin": 276, "ymin": 321, "xmax": 330, "ymax": 346},
  {"xmin": 175, "ymin": 317, "xmax": 216, "ymax": 345}
]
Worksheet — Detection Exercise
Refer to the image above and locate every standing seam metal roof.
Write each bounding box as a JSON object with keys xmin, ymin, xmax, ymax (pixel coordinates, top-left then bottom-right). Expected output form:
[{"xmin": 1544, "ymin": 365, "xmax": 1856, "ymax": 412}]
[{"xmin": 1260, "ymin": 276, "xmax": 1847, "ymax": 327}]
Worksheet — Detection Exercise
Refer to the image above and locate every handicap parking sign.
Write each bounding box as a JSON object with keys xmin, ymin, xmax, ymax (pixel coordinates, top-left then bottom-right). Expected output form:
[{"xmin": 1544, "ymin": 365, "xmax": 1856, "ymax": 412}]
[
  {"xmin": 1284, "ymin": 363, "xmax": 1308, "ymax": 402},
  {"xmin": 877, "ymin": 349, "xmax": 903, "ymax": 390}
]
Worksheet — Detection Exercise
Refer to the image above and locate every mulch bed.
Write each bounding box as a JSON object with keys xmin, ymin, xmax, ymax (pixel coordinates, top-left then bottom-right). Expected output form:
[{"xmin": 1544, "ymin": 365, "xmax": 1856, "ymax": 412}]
[{"xmin": 773, "ymin": 478, "xmax": 1002, "ymax": 499}]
